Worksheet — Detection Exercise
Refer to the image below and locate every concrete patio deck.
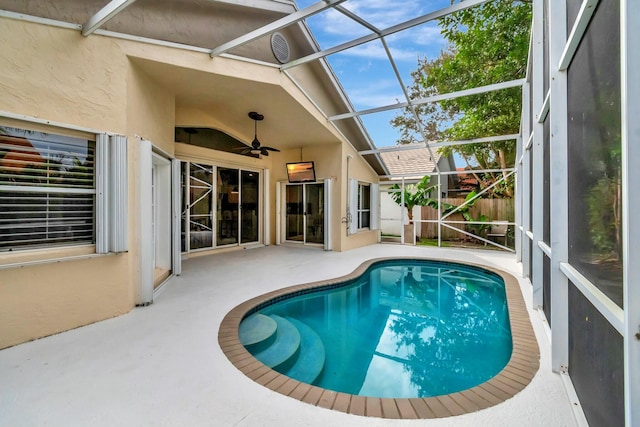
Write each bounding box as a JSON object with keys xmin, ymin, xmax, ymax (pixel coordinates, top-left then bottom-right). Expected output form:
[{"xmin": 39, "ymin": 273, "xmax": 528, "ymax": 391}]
[{"xmin": 0, "ymin": 244, "xmax": 580, "ymax": 427}]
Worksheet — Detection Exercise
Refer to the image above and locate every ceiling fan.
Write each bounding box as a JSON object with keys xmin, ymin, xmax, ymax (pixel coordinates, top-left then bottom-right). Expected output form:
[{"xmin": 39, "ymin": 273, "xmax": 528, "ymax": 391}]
[{"xmin": 238, "ymin": 112, "xmax": 281, "ymax": 156}]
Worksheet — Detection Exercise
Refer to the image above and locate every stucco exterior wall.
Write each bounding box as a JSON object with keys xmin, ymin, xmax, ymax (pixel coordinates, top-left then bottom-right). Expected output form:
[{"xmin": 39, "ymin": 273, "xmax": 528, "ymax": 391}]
[
  {"xmin": 0, "ymin": 13, "xmax": 381, "ymax": 348},
  {"xmin": 0, "ymin": 18, "xmax": 128, "ymax": 132},
  {"xmin": 339, "ymin": 144, "xmax": 379, "ymax": 252},
  {"xmin": 0, "ymin": 255, "xmax": 130, "ymax": 349},
  {"xmin": 0, "ymin": 19, "xmax": 135, "ymax": 349}
]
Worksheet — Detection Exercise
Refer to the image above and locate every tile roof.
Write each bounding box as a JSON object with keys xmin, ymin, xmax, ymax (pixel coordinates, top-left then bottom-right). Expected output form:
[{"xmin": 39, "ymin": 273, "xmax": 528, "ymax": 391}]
[{"xmin": 379, "ymin": 147, "xmax": 442, "ymax": 178}]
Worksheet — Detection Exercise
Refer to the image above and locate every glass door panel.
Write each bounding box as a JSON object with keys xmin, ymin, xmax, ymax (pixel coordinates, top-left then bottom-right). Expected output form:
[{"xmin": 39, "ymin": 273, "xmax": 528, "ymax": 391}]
[
  {"xmin": 286, "ymin": 185, "xmax": 304, "ymax": 242},
  {"xmin": 188, "ymin": 163, "xmax": 213, "ymax": 250},
  {"xmin": 240, "ymin": 170, "xmax": 259, "ymax": 244},
  {"xmin": 305, "ymin": 183, "xmax": 324, "ymax": 244},
  {"xmin": 217, "ymin": 167, "xmax": 239, "ymax": 246}
]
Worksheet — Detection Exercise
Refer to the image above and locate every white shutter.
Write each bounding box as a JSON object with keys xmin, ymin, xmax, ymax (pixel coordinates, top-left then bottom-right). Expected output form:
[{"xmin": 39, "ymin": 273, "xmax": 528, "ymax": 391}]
[
  {"xmin": 275, "ymin": 181, "xmax": 282, "ymax": 245},
  {"xmin": 370, "ymin": 183, "xmax": 379, "ymax": 231},
  {"xmin": 263, "ymin": 169, "xmax": 270, "ymax": 246},
  {"xmin": 171, "ymin": 159, "xmax": 182, "ymax": 276},
  {"xmin": 95, "ymin": 133, "xmax": 109, "ymax": 254},
  {"xmin": 109, "ymin": 135, "xmax": 128, "ymax": 252},
  {"xmin": 138, "ymin": 139, "xmax": 153, "ymax": 305},
  {"xmin": 324, "ymin": 178, "xmax": 332, "ymax": 250},
  {"xmin": 349, "ymin": 178, "xmax": 358, "ymax": 235}
]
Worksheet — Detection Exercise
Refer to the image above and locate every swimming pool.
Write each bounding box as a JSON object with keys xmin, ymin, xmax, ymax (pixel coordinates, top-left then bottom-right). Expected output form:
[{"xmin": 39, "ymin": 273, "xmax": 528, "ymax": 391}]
[{"xmin": 219, "ymin": 257, "xmax": 539, "ymax": 419}]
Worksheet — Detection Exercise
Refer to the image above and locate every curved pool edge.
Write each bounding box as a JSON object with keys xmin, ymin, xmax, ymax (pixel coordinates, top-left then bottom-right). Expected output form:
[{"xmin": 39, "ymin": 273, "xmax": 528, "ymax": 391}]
[{"xmin": 218, "ymin": 257, "xmax": 540, "ymax": 420}]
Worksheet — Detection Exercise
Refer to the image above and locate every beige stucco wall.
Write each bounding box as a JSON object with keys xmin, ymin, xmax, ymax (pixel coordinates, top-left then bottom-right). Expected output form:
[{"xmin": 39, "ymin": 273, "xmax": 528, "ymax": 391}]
[
  {"xmin": 0, "ymin": 19, "xmax": 135, "ymax": 349},
  {"xmin": 273, "ymin": 143, "xmax": 342, "ymax": 249},
  {"xmin": 340, "ymin": 144, "xmax": 380, "ymax": 252},
  {"xmin": 0, "ymin": 255, "xmax": 130, "ymax": 349},
  {"xmin": 0, "ymin": 14, "xmax": 381, "ymax": 348}
]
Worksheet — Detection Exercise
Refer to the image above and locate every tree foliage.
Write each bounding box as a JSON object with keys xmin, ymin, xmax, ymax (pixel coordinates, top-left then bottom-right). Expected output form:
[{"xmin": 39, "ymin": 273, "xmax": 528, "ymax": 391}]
[{"xmin": 391, "ymin": 0, "xmax": 532, "ymax": 198}]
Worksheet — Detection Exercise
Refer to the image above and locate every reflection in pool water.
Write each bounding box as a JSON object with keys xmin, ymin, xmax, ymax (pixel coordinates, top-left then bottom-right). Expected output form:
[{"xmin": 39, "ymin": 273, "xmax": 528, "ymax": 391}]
[{"xmin": 247, "ymin": 259, "xmax": 512, "ymax": 398}]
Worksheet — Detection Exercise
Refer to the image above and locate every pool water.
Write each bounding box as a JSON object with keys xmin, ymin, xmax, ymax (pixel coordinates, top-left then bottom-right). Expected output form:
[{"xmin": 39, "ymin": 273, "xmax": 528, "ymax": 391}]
[{"xmin": 242, "ymin": 259, "xmax": 512, "ymax": 399}]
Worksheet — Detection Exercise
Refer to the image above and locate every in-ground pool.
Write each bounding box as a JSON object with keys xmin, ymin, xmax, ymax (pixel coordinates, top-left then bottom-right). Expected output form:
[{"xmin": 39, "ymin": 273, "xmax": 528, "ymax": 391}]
[
  {"xmin": 219, "ymin": 257, "xmax": 539, "ymax": 419},
  {"xmin": 239, "ymin": 259, "xmax": 511, "ymax": 398}
]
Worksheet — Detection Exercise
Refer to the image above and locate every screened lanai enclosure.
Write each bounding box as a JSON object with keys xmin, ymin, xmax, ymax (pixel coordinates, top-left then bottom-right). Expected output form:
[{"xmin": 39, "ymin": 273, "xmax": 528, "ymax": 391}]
[{"xmin": 1, "ymin": 0, "xmax": 639, "ymax": 425}]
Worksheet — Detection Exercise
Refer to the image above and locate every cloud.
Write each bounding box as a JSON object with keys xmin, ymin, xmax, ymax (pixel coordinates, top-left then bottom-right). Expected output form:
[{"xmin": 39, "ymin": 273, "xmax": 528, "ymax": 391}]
[
  {"xmin": 343, "ymin": 79, "xmax": 405, "ymax": 108},
  {"xmin": 313, "ymin": 0, "xmax": 431, "ymax": 39},
  {"xmin": 309, "ymin": 3, "xmax": 448, "ymax": 62}
]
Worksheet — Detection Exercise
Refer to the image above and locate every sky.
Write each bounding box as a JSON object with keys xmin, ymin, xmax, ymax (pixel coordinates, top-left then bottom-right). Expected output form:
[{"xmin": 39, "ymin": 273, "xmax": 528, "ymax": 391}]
[{"xmin": 294, "ymin": 0, "xmax": 456, "ymax": 148}]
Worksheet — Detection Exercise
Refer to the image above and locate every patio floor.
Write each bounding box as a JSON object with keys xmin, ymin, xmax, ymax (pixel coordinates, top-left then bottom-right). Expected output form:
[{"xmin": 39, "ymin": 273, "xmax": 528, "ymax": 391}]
[{"xmin": 0, "ymin": 244, "xmax": 579, "ymax": 427}]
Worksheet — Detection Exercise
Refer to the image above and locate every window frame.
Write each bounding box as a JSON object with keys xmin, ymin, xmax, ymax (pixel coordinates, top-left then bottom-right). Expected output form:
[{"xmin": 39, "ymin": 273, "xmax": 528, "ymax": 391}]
[
  {"xmin": 357, "ymin": 182, "xmax": 371, "ymax": 230},
  {"xmin": 0, "ymin": 126, "xmax": 97, "ymax": 253},
  {"xmin": 0, "ymin": 119, "xmax": 127, "ymax": 258}
]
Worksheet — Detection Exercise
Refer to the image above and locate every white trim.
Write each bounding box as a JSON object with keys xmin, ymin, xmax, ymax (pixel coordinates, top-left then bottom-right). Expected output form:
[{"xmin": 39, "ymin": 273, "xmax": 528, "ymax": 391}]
[
  {"xmin": 549, "ymin": 0, "xmax": 569, "ymax": 374},
  {"xmin": 96, "ymin": 134, "xmax": 110, "ymax": 254},
  {"xmin": 0, "ymin": 251, "xmax": 112, "ymax": 271},
  {"xmin": 281, "ymin": 0, "xmax": 491, "ymax": 70},
  {"xmin": 559, "ymin": 262, "xmax": 624, "ymax": 334},
  {"xmin": 358, "ymin": 134, "xmax": 519, "ymax": 155},
  {"xmin": 171, "ymin": 159, "xmax": 182, "ymax": 276},
  {"xmin": 137, "ymin": 138, "xmax": 154, "ymax": 306},
  {"xmin": 94, "ymin": 29, "xmax": 213, "ymax": 54},
  {"xmin": 348, "ymin": 178, "xmax": 357, "ymax": 235},
  {"xmin": 275, "ymin": 181, "xmax": 282, "ymax": 245},
  {"xmin": 329, "ymin": 79, "xmax": 526, "ymax": 121},
  {"xmin": 558, "ymin": 0, "xmax": 600, "ymax": 70},
  {"xmin": 380, "ymin": 167, "xmax": 515, "ymax": 181},
  {"xmin": 0, "ymin": 110, "xmax": 114, "ymax": 136},
  {"xmin": 0, "ymin": 9, "xmax": 81, "ymax": 30},
  {"xmin": 323, "ymin": 178, "xmax": 332, "ymax": 251},
  {"xmin": 538, "ymin": 241, "xmax": 551, "ymax": 258},
  {"xmin": 370, "ymin": 183, "xmax": 380, "ymax": 231},
  {"xmin": 82, "ymin": 0, "xmax": 137, "ymax": 36},
  {"xmin": 537, "ymin": 90, "xmax": 550, "ymax": 123},
  {"xmin": 0, "ymin": 185, "xmax": 96, "ymax": 195},
  {"xmin": 109, "ymin": 135, "xmax": 128, "ymax": 253},
  {"xmin": 263, "ymin": 169, "xmax": 270, "ymax": 246},
  {"xmin": 531, "ymin": 0, "xmax": 546, "ymax": 311},
  {"xmin": 525, "ymin": 132, "xmax": 534, "ymax": 150},
  {"xmin": 622, "ymin": 0, "xmax": 640, "ymax": 422},
  {"xmin": 209, "ymin": 0, "xmax": 348, "ymax": 56}
]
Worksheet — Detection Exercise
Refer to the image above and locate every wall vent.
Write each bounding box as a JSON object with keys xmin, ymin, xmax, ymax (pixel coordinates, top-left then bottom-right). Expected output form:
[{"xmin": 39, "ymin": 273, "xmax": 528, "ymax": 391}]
[{"xmin": 271, "ymin": 32, "xmax": 290, "ymax": 64}]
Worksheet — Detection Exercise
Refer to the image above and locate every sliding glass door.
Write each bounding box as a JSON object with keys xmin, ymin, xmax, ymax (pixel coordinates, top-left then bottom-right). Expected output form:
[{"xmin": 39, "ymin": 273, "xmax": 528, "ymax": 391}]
[
  {"xmin": 241, "ymin": 170, "xmax": 259, "ymax": 244},
  {"xmin": 285, "ymin": 183, "xmax": 324, "ymax": 245},
  {"xmin": 181, "ymin": 162, "xmax": 259, "ymax": 252}
]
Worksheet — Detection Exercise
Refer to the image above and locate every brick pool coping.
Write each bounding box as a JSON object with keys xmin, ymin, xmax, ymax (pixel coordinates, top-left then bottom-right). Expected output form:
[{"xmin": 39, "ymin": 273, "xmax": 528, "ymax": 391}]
[{"xmin": 218, "ymin": 257, "xmax": 540, "ymax": 419}]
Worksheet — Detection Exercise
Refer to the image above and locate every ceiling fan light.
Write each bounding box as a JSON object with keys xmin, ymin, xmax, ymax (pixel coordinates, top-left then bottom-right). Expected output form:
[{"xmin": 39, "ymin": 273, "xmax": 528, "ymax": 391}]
[{"xmin": 250, "ymin": 148, "xmax": 262, "ymax": 155}]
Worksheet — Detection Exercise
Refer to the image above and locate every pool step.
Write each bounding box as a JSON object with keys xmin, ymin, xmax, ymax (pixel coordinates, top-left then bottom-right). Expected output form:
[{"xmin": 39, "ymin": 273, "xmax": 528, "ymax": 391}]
[
  {"xmin": 239, "ymin": 313, "xmax": 278, "ymax": 353},
  {"xmin": 250, "ymin": 315, "xmax": 301, "ymax": 370},
  {"xmin": 240, "ymin": 314, "xmax": 327, "ymax": 385},
  {"xmin": 282, "ymin": 317, "xmax": 326, "ymax": 384}
]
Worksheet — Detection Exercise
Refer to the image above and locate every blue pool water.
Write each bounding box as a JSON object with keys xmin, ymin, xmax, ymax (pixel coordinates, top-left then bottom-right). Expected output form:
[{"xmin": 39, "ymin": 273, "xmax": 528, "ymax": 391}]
[{"xmin": 240, "ymin": 259, "xmax": 512, "ymax": 398}]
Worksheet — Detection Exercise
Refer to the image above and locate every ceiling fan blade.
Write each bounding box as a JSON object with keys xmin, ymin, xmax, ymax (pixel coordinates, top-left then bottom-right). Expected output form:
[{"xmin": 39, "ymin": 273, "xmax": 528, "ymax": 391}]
[
  {"xmin": 260, "ymin": 148, "xmax": 269, "ymax": 156},
  {"xmin": 262, "ymin": 146, "xmax": 280, "ymax": 152}
]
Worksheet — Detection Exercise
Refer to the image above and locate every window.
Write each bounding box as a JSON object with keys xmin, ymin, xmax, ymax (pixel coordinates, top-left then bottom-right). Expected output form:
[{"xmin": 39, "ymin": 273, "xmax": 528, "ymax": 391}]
[
  {"xmin": 357, "ymin": 183, "xmax": 371, "ymax": 229},
  {"xmin": 0, "ymin": 125, "xmax": 127, "ymax": 254},
  {"xmin": 349, "ymin": 179, "xmax": 379, "ymax": 234},
  {"xmin": 0, "ymin": 127, "xmax": 96, "ymax": 252}
]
